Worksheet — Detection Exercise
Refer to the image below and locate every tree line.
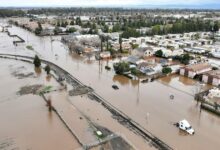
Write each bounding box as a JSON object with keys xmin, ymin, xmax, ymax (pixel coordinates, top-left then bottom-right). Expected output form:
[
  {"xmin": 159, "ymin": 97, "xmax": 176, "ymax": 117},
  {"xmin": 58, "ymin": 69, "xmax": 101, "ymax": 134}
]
[{"xmin": 0, "ymin": 9, "xmax": 25, "ymax": 17}]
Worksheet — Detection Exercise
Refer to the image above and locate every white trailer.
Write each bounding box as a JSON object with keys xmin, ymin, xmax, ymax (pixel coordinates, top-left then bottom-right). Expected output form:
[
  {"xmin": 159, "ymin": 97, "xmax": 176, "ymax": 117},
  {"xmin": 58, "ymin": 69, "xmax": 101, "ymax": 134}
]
[{"xmin": 178, "ymin": 119, "xmax": 195, "ymax": 135}]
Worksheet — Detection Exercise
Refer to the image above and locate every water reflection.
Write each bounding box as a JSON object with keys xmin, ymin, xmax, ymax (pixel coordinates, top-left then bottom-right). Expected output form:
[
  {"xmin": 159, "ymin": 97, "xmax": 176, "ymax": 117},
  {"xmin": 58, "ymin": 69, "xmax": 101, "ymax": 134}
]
[
  {"xmin": 46, "ymin": 75, "xmax": 52, "ymax": 82},
  {"xmin": 34, "ymin": 67, "xmax": 42, "ymax": 76},
  {"xmin": 112, "ymin": 74, "xmax": 139, "ymax": 87},
  {"xmin": 113, "ymin": 75, "xmax": 129, "ymax": 86},
  {"xmin": 178, "ymin": 75, "xmax": 196, "ymax": 86}
]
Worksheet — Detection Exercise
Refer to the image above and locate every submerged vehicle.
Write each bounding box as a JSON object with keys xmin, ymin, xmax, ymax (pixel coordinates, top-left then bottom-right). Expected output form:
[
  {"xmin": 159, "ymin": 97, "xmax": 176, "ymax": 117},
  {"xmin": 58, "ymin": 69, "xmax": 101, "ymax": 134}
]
[
  {"xmin": 112, "ymin": 85, "xmax": 119, "ymax": 90},
  {"xmin": 176, "ymin": 119, "xmax": 195, "ymax": 135}
]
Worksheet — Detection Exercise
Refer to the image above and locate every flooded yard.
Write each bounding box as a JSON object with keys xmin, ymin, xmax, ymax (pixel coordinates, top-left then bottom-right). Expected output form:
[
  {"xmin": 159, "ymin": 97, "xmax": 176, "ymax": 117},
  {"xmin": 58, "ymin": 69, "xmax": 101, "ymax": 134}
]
[{"xmin": 1, "ymin": 23, "xmax": 220, "ymax": 149}]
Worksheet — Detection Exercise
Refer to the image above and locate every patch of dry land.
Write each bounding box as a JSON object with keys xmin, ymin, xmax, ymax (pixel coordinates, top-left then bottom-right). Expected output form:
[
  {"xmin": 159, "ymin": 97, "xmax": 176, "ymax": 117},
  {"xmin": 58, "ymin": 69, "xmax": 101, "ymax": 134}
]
[{"xmin": 0, "ymin": 59, "xmax": 81, "ymax": 150}]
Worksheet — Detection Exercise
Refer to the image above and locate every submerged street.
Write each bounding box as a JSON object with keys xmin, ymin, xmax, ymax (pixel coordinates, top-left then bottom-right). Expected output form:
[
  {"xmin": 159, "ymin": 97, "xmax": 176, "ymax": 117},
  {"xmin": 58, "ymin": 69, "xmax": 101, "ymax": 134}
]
[{"xmin": 0, "ymin": 23, "xmax": 220, "ymax": 150}]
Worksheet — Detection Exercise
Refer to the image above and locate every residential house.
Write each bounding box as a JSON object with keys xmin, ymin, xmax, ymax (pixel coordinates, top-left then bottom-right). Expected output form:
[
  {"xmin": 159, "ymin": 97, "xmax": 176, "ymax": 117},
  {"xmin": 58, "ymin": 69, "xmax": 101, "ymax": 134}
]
[
  {"xmin": 202, "ymin": 70, "xmax": 220, "ymax": 86},
  {"xmin": 126, "ymin": 56, "xmax": 145, "ymax": 65},
  {"xmin": 169, "ymin": 65, "xmax": 182, "ymax": 73},
  {"xmin": 112, "ymin": 42, "xmax": 131, "ymax": 51},
  {"xmin": 184, "ymin": 47, "xmax": 206, "ymax": 54},
  {"xmin": 100, "ymin": 51, "xmax": 111, "ymax": 59},
  {"xmin": 132, "ymin": 47, "xmax": 154, "ymax": 58},
  {"xmin": 138, "ymin": 62, "xmax": 162, "ymax": 76},
  {"xmin": 172, "ymin": 49, "xmax": 184, "ymax": 56},
  {"xmin": 180, "ymin": 63, "xmax": 212, "ymax": 78},
  {"xmin": 198, "ymin": 39, "xmax": 213, "ymax": 45}
]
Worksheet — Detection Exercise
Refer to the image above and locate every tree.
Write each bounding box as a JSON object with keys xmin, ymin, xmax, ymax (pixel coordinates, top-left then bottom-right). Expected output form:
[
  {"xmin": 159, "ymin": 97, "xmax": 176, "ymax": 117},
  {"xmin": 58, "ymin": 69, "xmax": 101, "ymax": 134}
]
[
  {"xmin": 76, "ymin": 17, "xmax": 82, "ymax": 26},
  {"xmin": 44, "ymin": 65, "xmax": 51, "ymax": 75},
  {"xmin": 152, "ymin": 25, "xmax": 161, "ymax": 35},
  {"xmin": 66, "ymin": 27, "xmax": 76, "ymax": 33},
  {"xmin": 33, "ymin": 55, "xmax": 41, "ymax": 68},
  {"xmin": 61, "ymin": 22, "xmax": 66, "ymax": 27},
  {"xmin": 119, "ymin": 35, "xmax": 122, "ymax": 53},
  {"xmin": 65, "ymin": 21, "xmax": 69, "ymax": 27},
  {"xmin": 100, "ymin": 35, "xmax": 105, "ymax": 52},
  {"xmin": 155, "ymin": 50, "xmax": 163, "ymax": 57},
  {"xmin": 214, "ymin": 23, "xmax": 219, "ymax": 33},
  {"xmin": 112, "ymin": 23, "xmax": 121, "ymax": 32},
  {"xmin": 103, "ymin": 24, "xmax": 109, "ymax": 33},
  {"xmin": 121, "ymin": 28, "xmax": 140, "ymax": 38},
  {"xmin": 34, "ymin": 22, "xmax": 42, "ymax": 35},
  {"xmin": 57, "ymin": 21, "xmax": 61, "ymax": 27},
  {"xmin": 113, "ymin": 62, "xmax": 130, "ymax": 74},
  {"xmin": 162, "ymin": 67, "xmax": 172, "ymax": 74},
  {"xmin": 181, "ymin": 54, "xmax": 190, "ymax": 65},
  {"xmin": 131, "ymin": 43, "xmax": 139, "ymax": 49},
  {"xmin": 70, "ymin": 20, "xmax": 74, "ymax": 25},
  {"xmin": 106, "ymin": 37, "xmax": 109, "ymax": 51},
  {"xmin": 54, "ymin": 27, "xmax": 62, "ymax": 35}
]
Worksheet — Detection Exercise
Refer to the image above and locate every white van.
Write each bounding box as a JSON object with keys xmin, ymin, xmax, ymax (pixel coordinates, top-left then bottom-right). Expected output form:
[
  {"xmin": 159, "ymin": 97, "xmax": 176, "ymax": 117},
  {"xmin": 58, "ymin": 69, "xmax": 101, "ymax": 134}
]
[{"xmin": 178, "ymin": 119, "xmax": 195, "ymax": 135}]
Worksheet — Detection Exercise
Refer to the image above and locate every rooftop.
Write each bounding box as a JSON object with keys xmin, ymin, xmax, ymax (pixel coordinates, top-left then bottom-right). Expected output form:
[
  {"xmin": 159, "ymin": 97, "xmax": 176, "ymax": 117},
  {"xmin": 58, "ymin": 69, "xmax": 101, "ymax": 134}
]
[
  {"xmin": 203, "ymin": 70, "xmax": 220, "ymax": 79},
  {"xmin": 185, "ymin": 63, "xmax": 212, "ymax": 72}
]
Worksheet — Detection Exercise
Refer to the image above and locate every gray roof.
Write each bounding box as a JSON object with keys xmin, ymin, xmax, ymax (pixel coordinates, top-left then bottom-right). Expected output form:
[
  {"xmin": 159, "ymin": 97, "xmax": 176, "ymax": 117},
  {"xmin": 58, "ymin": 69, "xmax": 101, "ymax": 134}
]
[{"xmin": 126, "ymin": 56, "xmax": 140, "ymax": 64}]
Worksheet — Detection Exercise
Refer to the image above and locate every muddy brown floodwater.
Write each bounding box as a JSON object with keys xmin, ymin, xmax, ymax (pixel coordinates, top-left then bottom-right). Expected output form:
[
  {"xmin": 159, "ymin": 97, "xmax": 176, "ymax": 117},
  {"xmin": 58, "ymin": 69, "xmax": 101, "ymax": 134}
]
[
  {"xmin": 1, "ymin": 22, "xmax": 220, "ymax": 149},
  {"xmin": 0, "ymin": 59, "xmax": 81, "ymax": 150}
]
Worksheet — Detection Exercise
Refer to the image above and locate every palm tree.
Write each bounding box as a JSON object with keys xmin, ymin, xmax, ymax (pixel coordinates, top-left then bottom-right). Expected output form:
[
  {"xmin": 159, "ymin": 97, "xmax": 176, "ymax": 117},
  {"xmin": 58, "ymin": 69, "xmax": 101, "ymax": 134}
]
[
  {"xmin": 100, "ymin": 35, "xmax": 105, "ymax": 52},
  {"xmin": 119, "ymin": 35, "xmax": 122, "ymax": 53}
]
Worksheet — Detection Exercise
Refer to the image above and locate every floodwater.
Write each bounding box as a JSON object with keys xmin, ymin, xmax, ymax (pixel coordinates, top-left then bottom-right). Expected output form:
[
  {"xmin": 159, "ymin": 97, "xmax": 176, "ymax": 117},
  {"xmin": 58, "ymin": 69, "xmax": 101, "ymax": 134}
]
[
  {"xmin": 0, "ymin": 59, "xmax": 81, "ymax": 150},
  {"xmin": 1, "ymin": 23, "xmax": 220, "ymax": 149}
]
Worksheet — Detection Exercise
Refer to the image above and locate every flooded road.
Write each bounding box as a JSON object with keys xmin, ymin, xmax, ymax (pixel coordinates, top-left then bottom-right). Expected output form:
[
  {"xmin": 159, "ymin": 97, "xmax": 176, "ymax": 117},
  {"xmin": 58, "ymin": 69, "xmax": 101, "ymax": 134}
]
[
  {"xmin": 1, "ymin": 23, "xmax": 220, "ymax": 149},
  {"xmin": 0, "ymin": 59, "xmax": 81, "ymax": 150}
]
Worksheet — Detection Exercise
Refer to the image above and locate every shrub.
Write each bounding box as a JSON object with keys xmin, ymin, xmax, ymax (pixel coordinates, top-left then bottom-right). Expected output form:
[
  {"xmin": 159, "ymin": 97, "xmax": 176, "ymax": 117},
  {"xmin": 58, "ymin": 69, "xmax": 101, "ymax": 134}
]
[
  {"xmin": 113, "ymin": 62, "xmax": 130, "ymax": 75},
  {"xmin": 162, "ymin": 67, "xmax": 172, "ymax": 74},
  {"xmin": 44, "ymin": 65, "xmax": 51, "ymax": 75},
  {"xmin": 155, "ymin": 50, "xmax": 163, "ymax": 57},
  {"xmin": 33, "ymin": 55, "xmax": 41, "ymax": 68}
]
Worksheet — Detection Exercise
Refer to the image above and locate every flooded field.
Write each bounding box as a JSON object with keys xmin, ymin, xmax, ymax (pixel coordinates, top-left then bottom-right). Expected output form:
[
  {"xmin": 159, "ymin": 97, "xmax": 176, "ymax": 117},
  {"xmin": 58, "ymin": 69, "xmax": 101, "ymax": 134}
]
[
  {"xmin": 0, "ymin": 59, "xmax": 81, "ymax": 150},
  {"xmin": 1, "ymin": 23, "xmax": 220, "ymax": 149}
]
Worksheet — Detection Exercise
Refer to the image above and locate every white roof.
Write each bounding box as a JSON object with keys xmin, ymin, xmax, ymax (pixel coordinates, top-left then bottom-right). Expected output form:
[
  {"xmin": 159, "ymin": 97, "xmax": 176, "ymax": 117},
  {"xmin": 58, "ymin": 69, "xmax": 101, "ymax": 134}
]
[{"xmin": 180, "ymin": 119, "xmax": 191, "ymax": 127}]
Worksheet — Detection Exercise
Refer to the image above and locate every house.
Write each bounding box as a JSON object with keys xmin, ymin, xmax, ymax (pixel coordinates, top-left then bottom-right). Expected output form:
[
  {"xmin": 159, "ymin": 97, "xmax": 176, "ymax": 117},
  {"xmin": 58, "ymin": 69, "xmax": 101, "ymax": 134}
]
[
  {"xmin": 100, "ymin": 51, "xmax": 111, "ymax": 59},
  {"xmin": 84, "ymin": 47, "xmax": 95, "ymax": 53},
  {"xmin": 138, "ymin": 63, "xmax": 162, "ymax": 76},
  {"xmin": 202, "ymin": 70, "xmax": 220, "ymax": 86},
  {"xmin": 0, "ymin": 26, "xmax": 3, "ymax": 32},
  {"xmin": 112, "ymin": 43, "xmax": 131, "ymax": 51},
  {"xmin": 198, "ymin": 39, "xmax": 213, "ymax": 45},
  {"xmin": 184, "ymin": 47, "xmax": 206, "ymax": 54},
  {"xmin": 161, "ymin": 49, "xmax": 173, "ymax": 58},
  {"xmin": 132, "ymin": 47, "xmax": 154, "ymax": 58},
  {"xmin": 144, "ymin": 57, "xmax": 156, "ymax": 64},
  {"xmin": 180, "ymin": 63, "xmax": 212, "ymax": 78},
  {"xmin": 136, "ymin": 27, "xmax": 151, "ymax": 35},
  {"xmin": 125, "ymin": 56, "xmax": 144, "ymax": 65},
  {"xmin": 169, "ymin": 65, "xmax": 182, "ymax": 73},
  {"xmin": 172, "ymin": 49, "xmax": 184, "ymax": 56},
  {"xmin": 211, "ymin": 48, "xmax": 220, "ymax": 58}
]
